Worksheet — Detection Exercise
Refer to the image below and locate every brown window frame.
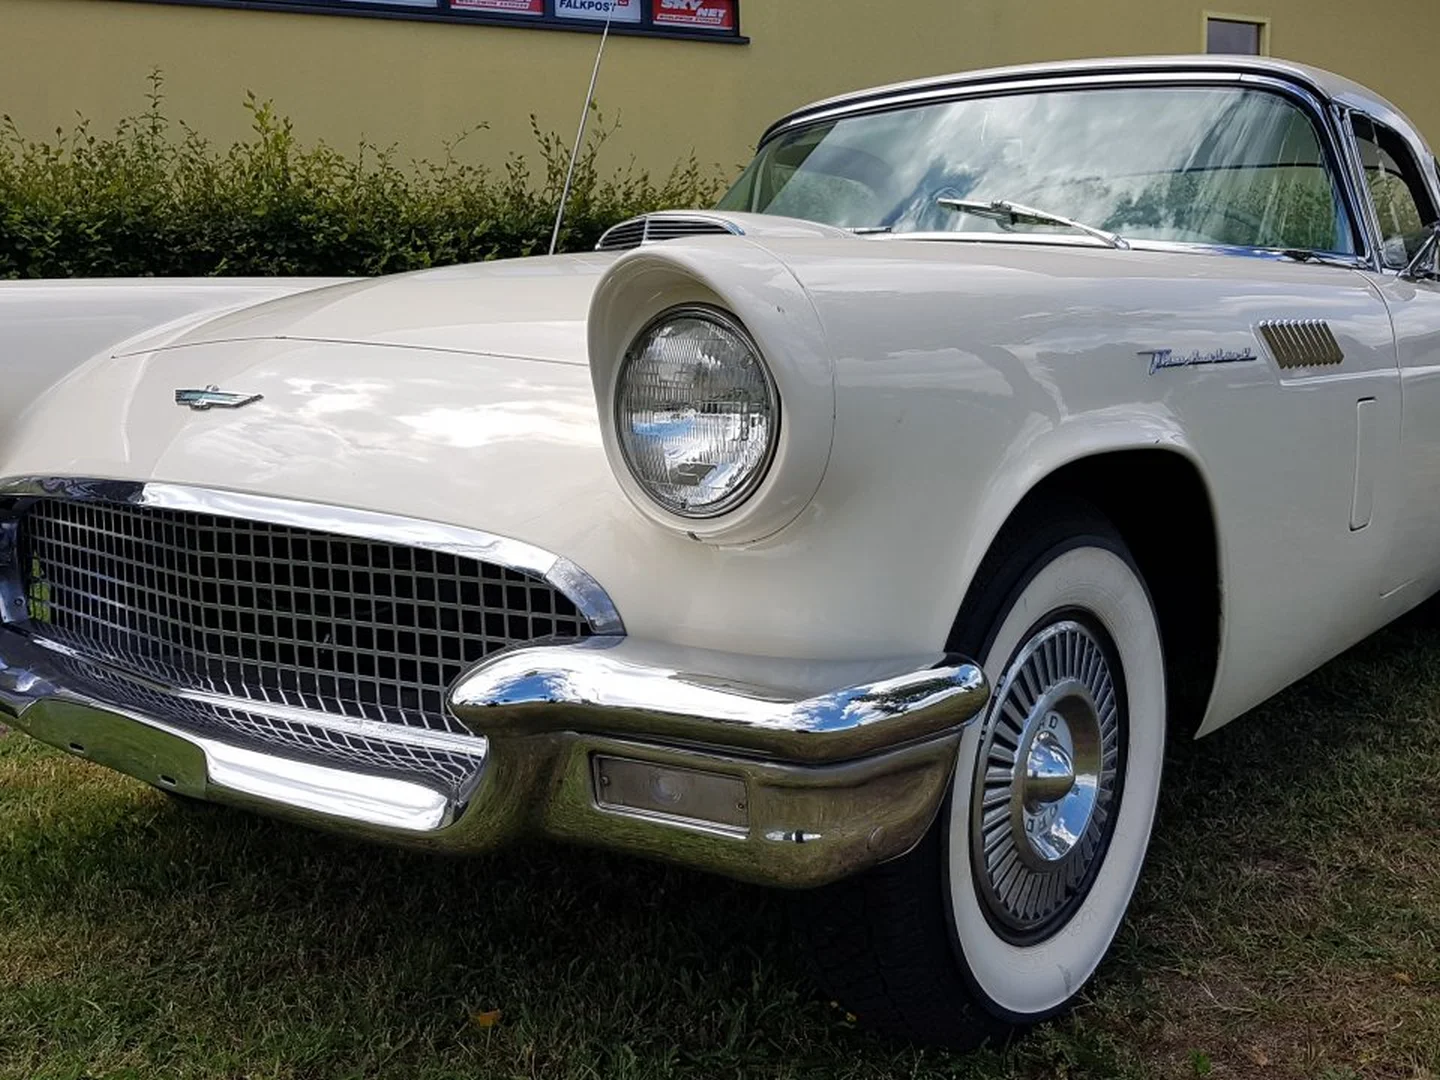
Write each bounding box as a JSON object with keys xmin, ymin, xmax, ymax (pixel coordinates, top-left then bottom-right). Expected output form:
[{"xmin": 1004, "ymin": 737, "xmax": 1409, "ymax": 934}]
[{"xmin": 1202, "ymin": 12, "xmax": 1270, "ymax": 56}]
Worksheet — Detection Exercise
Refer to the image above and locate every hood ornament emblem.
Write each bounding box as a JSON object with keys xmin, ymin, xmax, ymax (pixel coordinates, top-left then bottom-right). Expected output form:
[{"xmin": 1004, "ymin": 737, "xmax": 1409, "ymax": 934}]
[{"xmin": 175, "ymin": 386, "xmax": 264, "ymax": 411}]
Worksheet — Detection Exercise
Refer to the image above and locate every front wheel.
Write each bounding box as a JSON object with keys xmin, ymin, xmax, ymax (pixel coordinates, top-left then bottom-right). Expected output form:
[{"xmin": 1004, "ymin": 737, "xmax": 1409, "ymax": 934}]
[{"xmin": 799, "ymin": 502, "xmax": 1166, "ymax": 1046}]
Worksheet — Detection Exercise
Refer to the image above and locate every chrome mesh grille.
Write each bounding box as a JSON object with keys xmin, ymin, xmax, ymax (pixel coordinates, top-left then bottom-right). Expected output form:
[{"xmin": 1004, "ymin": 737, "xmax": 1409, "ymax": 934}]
[
  {"xmin": 53, "ymin": 652, "xmax": 486, "ymax": 794},
  {"xmin": 19, "ymin": 498, "xmax": 592, "ymax": 734}
]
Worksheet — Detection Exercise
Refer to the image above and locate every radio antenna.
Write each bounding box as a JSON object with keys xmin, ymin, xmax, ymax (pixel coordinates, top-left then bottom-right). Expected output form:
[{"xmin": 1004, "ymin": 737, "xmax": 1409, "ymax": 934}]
[{"xmin": 549, "ymin": 4, "xmax": 616, "ymax": 256}]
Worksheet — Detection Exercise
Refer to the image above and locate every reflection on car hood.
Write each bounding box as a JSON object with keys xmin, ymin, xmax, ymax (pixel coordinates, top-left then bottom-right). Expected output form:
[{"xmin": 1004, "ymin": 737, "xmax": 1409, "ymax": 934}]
[
  {"xmin": 119, "ymin": 253, "xmax": 625, "ymax": 366},
  {"xmin": 111, "ymin": 215, "xmax": 859, "ymax": 364}
]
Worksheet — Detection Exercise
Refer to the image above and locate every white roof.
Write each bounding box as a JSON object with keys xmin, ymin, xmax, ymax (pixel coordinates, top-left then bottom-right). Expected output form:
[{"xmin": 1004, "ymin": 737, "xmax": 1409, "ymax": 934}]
[{"xmin": 766, "ymin": 55, "xmax": 1427, "ymax": 154}]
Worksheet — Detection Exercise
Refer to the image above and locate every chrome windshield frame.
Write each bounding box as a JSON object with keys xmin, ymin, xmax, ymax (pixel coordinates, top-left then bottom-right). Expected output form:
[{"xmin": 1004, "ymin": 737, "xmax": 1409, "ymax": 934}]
[
  {"xmin": 1333, "ymin": 100, "xmax": 1440, "ymax": 279},
  {"xmin": 1333, "ymin": 103, "xmax": 1391, "ymax": 274},
  {"xmin": 744, "ymin": 69, "xmax": 1379, "ymax": 272}
]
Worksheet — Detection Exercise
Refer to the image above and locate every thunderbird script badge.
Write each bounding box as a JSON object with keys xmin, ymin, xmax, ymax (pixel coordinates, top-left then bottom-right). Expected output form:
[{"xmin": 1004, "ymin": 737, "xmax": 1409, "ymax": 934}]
[
  {"xmin": 1139, "ymin": 347, "xmax": 1258, "ymax": 376},
  {"xmin": 175, "ymin": 386, "xmax": 264, "ymax": 411}
]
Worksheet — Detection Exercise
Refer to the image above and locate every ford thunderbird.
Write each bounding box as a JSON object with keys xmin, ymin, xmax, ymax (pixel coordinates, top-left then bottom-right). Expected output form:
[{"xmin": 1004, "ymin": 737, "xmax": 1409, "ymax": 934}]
[{"xmin": 4, "ymin": 55, "xmax": 1439, "ymax": 1046}]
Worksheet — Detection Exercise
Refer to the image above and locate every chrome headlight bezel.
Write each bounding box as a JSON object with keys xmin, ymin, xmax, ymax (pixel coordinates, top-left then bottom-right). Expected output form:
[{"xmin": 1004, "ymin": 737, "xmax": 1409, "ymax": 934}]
[{"xmin": 613, "ymin": 305, "xmax": 782, "ymax": 520}]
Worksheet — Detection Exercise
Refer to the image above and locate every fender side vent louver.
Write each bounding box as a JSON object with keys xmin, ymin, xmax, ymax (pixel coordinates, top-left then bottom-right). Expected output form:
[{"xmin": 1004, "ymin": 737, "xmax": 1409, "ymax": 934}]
[
  {"xmin": 1257, "ymin": 319, "xmax": 1345, "ymax": 369},
  {"xmin": 596, "ymin": 214, "xmax": 743, "ymax": 252}
]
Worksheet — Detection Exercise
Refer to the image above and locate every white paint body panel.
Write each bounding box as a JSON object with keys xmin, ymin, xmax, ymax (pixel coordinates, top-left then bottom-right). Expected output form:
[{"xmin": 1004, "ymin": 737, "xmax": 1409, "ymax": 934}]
[
  {"xmin": 0, "ymin": 237, "xmax": 1422, "ymax": 737},
  {"xmin": 8, "ymin": 59, "xmax": 1440, "ymax": 739},
  {"xmin": 0, "ymin": 278, "xmax": 344, "ymax": 431}
]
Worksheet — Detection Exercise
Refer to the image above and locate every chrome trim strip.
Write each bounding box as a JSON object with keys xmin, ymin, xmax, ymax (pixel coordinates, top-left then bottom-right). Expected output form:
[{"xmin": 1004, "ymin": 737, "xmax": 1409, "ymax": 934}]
[
  {"xmin": 1123, "ymin": 238, "xmax": 1368, "ymax": 267},
  {"xmin": 1334, "ymin": 105, "xmax": 1389, "ymax": 273},
  {"xmin": 761, "ymin": 70, "xmax": 1262, "ymax": 144},
  {"xmin": 0, "ymin": 517, "xmax": 22, "ymax": 625},
  {"xmin": 752, "ymin": 69, "xmax": 1374, "ymax": 271},
  {"xmin": 448, "ymin": 637, "xmax": 989, "ymax": 764},
  {"xmin": 545, "ymin": 557, "xmax": 626, "ymax": 635},
  {"xmin": 25, "ymin": 633, "xmax": 493, "ymax": 756},
  {"xmin": 0, "ymin": 634, "xmax": 463, "ymax": 833},
  {"xmin": 204, "ymin": 740, "xmax": 453, "ymax": 831},
  {"xmin": 0, "ymin": 477, "xmax": 624, "ymax": 635},
  {"xmin": 761, "ymin": 60, "xmax": 1357, "ymax": 144},
  {"xmin": 869, "ymin": 233, "xmax": 1372, "ymax": 269},
  {"xmin": 873, "ymin": 231, "xmax": 1119, "ymax": 249}
]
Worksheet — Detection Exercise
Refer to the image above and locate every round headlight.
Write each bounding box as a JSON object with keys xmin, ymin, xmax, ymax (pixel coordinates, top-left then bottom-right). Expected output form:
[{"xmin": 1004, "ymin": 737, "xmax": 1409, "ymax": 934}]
[{"xmin": 615, "ymin": 307, "xmax": 780, "ymax": 518}]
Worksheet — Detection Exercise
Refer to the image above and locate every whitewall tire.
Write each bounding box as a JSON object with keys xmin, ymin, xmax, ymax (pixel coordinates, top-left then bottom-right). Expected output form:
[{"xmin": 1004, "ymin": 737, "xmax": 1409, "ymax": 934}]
[
  {"xmin": 798, "ymin": 500, "xmax": 1166, "ymax": 1046},
  {"xmin": 945, "ymin": 542, "xmax": 1164, "ymax": 1019}
]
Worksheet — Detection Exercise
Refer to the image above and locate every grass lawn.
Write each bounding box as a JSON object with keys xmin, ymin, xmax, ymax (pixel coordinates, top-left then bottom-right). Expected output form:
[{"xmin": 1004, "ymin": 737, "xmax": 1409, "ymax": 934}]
[{"xmin": 3, "ymin": 617, "xmax": 1439, "ymax": 1080}]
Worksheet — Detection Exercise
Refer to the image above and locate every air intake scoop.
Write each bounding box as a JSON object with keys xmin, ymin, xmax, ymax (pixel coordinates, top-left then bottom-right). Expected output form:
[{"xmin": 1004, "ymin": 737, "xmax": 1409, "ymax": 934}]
[{"xmin": 595, "ymin": 211, "xmax": 850, "ymax": 251}]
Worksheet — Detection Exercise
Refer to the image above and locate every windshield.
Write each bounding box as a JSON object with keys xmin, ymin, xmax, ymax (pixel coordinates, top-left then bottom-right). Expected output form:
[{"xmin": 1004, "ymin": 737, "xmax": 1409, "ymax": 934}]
[{"xmin": 719, "ymin": 86, "xmax": 1357, "ymax": 254}]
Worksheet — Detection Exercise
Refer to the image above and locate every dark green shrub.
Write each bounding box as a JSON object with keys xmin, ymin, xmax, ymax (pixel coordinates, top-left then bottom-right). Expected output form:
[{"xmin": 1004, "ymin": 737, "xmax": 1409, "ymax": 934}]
[{"xmin": 0, "ymin": 73, "xmax": 727, "ymax": 278}]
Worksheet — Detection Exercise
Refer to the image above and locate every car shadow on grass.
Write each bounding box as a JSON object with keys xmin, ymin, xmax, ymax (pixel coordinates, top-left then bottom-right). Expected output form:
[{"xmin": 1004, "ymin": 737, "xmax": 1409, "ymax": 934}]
[{"xmin": 3, "ymin": 615, "xmax": 1440, "ymax": 1079}]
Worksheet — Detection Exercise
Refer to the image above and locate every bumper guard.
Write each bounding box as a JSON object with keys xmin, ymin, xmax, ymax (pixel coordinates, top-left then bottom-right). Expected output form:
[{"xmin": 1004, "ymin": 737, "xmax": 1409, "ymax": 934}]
[{"xmin": 1, "ymin": 630, "xmax": 987, "ymax": 888}]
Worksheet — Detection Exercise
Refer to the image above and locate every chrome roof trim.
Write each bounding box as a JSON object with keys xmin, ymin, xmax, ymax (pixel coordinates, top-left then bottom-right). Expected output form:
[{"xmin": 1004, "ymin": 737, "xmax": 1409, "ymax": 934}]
[
  {"xmin": 763, "ymin": 70, "xmax": 1252, "ymax": 145},
  {"xmin": 0, "ymin": 477, "xmax": 625, "ymax": 636},
  {"xmin": 759, "ymin": 56, "xmax": 1405, "ymax": 147}
]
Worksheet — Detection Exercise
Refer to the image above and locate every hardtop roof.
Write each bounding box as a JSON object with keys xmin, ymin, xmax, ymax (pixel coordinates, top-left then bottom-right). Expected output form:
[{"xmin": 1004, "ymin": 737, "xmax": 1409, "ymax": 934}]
[{"xmin": 762, "ymin": 55, "xmax": 1424, "ymax": 154}]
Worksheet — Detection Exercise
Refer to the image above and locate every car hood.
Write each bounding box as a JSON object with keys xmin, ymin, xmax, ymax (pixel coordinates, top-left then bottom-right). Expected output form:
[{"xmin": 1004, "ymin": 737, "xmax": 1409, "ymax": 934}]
[
  {"xmin": 110, "ymin": 213, "xmax": 857, "ymax": 363},
  {"xmin": 4, "ymin": 333, "xmax": 623, "ymax": 568},
  {"xmin": 118, "ymin": 253, "xmax": 625, "ymax": 365}
]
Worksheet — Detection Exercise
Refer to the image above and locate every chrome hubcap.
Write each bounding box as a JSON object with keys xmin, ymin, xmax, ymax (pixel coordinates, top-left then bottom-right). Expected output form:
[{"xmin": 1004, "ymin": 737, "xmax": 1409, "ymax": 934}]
[
  {"xmin": 971, "ymin": 619, "xmax": 1124, "ymax": 940},
  {"xmin": 1024, "ymin": 730, "xmax": 1076, "ymax": 808}
]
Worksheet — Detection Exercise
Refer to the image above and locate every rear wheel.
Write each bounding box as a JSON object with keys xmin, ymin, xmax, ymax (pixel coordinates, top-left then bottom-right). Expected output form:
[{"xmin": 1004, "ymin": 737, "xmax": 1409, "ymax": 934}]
[{"xmin": 799, "ymin": 502, "xmax": 1166, "ymax": 1045}]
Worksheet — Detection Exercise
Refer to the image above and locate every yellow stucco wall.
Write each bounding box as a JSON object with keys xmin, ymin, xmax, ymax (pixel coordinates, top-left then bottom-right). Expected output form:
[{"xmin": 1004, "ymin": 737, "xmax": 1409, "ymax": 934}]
[{"xmin": 2, "ymin": 0, "xmax": 1438, "ymax": 184}]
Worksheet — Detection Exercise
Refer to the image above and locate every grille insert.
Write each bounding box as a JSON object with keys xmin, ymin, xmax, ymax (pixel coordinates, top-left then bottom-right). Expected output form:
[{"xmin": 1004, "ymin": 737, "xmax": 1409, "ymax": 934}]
[
  {"xmin": 595, "ymin": 213, "xmax": 741, "ymax": 251},
  {"xmin": 20, "ymin": 498, "xmax": 593, "ymax": 734},
  {"xmin": 54, "ymin": 652, "xmax": 486, "ymax": 794}
]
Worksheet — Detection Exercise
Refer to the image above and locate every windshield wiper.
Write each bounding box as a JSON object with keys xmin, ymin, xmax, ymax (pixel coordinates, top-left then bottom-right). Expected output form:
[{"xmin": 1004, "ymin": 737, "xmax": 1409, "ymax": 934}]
[{"xmin": 937, "ymin": 198, "xmax": 1129, "ymax": 250}]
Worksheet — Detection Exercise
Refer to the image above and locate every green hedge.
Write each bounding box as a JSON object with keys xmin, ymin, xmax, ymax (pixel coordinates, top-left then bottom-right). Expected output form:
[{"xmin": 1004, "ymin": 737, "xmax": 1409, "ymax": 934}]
[{"xmin": 0, "ymin": 74, "xmax": 727, "ymax": 279}]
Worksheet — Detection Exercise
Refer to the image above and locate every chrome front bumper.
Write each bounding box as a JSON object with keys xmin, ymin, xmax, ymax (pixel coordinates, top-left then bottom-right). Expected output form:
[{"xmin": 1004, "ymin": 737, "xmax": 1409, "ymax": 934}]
[{"xmin": 0, "ymin": 630, "xmax": 987, "ymax": 888}]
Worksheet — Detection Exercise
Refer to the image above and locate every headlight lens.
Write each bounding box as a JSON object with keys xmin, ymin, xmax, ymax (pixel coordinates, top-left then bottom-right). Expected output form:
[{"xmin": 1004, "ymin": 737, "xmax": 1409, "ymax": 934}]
[{"xmin": 616, "ymin": 307, "xmax": 779, "ymax": 518}]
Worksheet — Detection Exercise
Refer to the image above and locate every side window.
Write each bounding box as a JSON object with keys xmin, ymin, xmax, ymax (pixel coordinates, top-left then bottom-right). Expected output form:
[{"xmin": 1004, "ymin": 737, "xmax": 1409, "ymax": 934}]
[{"xmin": 1350, "ymin": 114, "xmax": 1437, "ymax": 269}]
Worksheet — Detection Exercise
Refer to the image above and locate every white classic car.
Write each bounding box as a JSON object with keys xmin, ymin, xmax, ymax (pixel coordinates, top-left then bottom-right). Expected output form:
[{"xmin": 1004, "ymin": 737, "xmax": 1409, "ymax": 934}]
[{"xmin": 3, "ymin": 54, "xmax": 1439, "ymax": 1046}]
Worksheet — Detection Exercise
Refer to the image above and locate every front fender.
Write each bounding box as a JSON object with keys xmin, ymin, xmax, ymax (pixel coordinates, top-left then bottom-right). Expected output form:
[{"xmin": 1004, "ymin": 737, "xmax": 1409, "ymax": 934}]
[
  {"xmin": 954, "ymin": 405, "xmax": 1209, "ymax": 621},
  {"xmin": 588, "ymin": 238, "xmax": 837, "ymax": 545}
]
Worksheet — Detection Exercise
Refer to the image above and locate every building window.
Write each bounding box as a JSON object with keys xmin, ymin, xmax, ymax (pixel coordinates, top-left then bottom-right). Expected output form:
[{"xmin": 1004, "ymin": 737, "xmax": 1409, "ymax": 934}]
[
  {"xmin": 1205, "ymin": 14, "xmax": 1267, "ymax": 55},
  {"xmin": 127, "ymin": 0, "xmax": 744, "ymax": 41}
]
